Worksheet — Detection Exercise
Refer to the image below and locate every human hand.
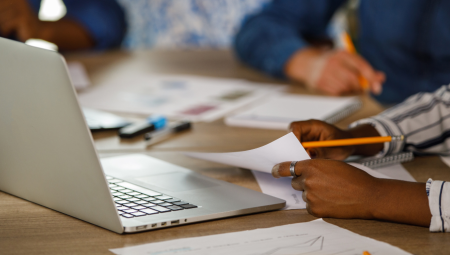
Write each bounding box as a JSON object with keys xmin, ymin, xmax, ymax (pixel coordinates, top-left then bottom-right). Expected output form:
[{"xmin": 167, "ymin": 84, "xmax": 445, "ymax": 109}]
[
  {"xmin": 271, "ymin": 159, "xmax": 432, "ymax": 226},
  {"xmin": 272, "ymin": 159, "xmax": 380, "ymax": 219},
  {"xmin": 0, "ymin": 0, "xmax": 42, "ymax": 41},
  {"xmin": 285, "ymin": 47, "xmax": 386, "ymax": 96},
  {"xmin": 290, "ymin": 120, "xmax": 384, "ymax": 159}
]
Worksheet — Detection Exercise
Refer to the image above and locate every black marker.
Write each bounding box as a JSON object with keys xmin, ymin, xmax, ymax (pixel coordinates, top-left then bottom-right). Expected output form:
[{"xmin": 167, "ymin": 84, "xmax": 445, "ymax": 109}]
[
  {"xmin": 119, "ymin": 115, "xmax": 166, "ymax": 139},
  {"xmin": 144, "ymin": 121, "xmax": 191, "ymax": 146}
]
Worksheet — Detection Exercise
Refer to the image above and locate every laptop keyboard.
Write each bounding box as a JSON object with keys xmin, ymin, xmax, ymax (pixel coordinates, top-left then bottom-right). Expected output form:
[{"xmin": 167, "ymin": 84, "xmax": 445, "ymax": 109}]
[{"xmin": 106, "ymin": 176, "xmax": 198, "ymax": 218}]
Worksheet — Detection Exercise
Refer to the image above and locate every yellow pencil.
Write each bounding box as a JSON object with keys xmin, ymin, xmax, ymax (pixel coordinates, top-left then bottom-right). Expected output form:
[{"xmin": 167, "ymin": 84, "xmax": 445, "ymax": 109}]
[
  {"xmin": 341, "ymin": 31, "xmax": 370, "ymax": 90},
  {"xmin": 301, "ymin": 136, "xmax": 404, "ymax": 148}
]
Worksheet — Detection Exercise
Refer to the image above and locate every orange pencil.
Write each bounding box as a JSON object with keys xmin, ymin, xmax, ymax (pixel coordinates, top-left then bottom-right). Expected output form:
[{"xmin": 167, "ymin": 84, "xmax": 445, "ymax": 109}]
[
  {"xmin": 341, "ymin": 31, "xmax": 370, "ymax": 90},
  {"xmin": 301, "ymin": 136, "xmax": 404, "ymax": 148},
  {"xmin": 362, "ymin": 251, "xmax": 372, "ymax": 255}
]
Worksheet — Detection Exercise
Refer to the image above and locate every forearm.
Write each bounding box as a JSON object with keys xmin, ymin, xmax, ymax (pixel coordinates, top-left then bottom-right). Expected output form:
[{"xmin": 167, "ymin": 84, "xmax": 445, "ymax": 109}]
[
  {"xmin": 38, "ymin": 19, "xmax": 94, "ymax": 51},
  {"xmin": 370, "ymin": 179, "xmax": 431, "ymax": 227}
]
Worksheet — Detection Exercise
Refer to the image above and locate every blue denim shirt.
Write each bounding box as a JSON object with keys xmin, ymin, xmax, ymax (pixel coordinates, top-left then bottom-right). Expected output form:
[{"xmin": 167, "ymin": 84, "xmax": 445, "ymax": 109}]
[
  {"xmin": 25, "ymin": 0, "xmax": 126, "ymax": 50},
  {"xmin": 234, "ymin": 0, "xmax": 450, "ymax": 104}
]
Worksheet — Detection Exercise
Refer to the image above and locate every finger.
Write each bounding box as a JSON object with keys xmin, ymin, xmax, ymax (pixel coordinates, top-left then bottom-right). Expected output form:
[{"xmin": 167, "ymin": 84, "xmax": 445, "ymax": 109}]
[
  {"xmin": 306, "ymin": 148, "xmax": 317, "ymax": 159},
  {"xmin": 302, "ymin": 190, "xmax": 307, "ymax": 202},
  {"xmin": 291, "ymin": 177, "xmax": 304, "ymax": 191},
  {"xmin": 0, "ymin": 8, "xmax": 16, "ymax": 23},
  {"xmin": 0, "ymin": 0, "xmax": 16, "ymax": 10},
  {"xmin": 272, "ymin": 161, "xmax": 299, "ymax": 178},
  {"xmin": 334, "ymin": 65, "xmax": 362, "ymax": 94},
  {"xmin": 305, "ymin": 203, "xmax": 313, "ymax": 216},
  {"xmin": 307, "ymin": 148, "xmax": 332, "ymax": 159},
  {"xmin": 317, "ymin": 72, "xmax": 352, "ymax": 96},
  {"xmin": 0, "ymin": 17, "xmax": 19, "ymax": 36},
  {"xmin": 289, "ymin": 120, "xmax": 318, "ymax": 142},
  {"xmin": 371, "ymin": 71, "xmax": 386, "ymax": 95},
  {"xmin": 340, "ymin": 53, "xmax": 383, "ymax": 89},
  {"xmin": 272, "ymin": 160, "xmax": 312, "ymax": 178}
]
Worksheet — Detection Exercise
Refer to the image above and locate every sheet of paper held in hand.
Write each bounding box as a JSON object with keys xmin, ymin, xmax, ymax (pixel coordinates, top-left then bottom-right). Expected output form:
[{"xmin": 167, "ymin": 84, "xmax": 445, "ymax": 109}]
[
  {"xmin": 110, "ymin": 219, "xmax": 411, "ymax": 255},
  {"xmin": 186, "ymin": 133, "xmax": 414, "ymax": 210}
]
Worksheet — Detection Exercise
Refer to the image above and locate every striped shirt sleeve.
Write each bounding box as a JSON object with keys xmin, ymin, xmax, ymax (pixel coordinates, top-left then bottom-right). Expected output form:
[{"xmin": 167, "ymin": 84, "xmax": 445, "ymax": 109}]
[
  {"xmin": 427, "ymin": 179, "xmax": 450, "ymax": 232},
  {"xmin": 350, "ymin": 84, "xmax": 450, "ymax": 157},
  {"xmin": 350, "ymin": 84, "xmax": 450, "ymax": 232}
]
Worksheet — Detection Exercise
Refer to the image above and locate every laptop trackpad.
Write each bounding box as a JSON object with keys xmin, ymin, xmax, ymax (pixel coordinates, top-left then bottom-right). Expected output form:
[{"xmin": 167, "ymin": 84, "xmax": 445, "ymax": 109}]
[{"xmin": 135, "ymin": 172, "xmax": 217, "ymax": 192}]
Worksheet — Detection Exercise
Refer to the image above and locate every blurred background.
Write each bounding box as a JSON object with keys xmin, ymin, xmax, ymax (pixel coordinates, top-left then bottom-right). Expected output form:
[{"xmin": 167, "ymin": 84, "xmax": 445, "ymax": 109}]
[{"xmin": 34, "ymin": 0, "xmax": 271, "ymax": 50}]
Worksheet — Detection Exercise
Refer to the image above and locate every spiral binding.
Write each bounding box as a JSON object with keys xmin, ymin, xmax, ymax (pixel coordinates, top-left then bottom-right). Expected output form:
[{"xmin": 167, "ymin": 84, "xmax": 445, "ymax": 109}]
[
  {"xmin": 324, "ymin": 101, "xmax": 363, "ymax": 124},
  {"xmin": 357, "ymin": 152, "xmax": 414, "ymax": 169}
]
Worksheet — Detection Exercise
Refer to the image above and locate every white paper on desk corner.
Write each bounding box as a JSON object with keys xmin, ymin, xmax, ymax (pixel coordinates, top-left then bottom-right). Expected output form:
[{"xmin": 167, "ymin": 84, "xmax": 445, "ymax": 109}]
[{"xmin": 185, "ymin": 132, "xmax": 311, "ymax": 174}]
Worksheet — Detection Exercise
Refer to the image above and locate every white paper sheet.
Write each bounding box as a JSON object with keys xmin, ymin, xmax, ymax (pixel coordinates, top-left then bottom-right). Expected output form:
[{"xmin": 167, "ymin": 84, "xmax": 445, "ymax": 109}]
[
  {"xmin": 78, "ymin": 75, "xmax": 284, "ymax": 122},
  {"xmin": 251, "ymin": 171, "xmax": 306, "ymax": 210},
  {"xmin": 67, "ymin": 62, "xmax": 91, "ymax": 90},
  {"xmin": 110, "ymin": 219, "xmax": 410, "ymax": 255},
  {"xmin": 185, "ymin": 132, "xmax": 310, "ymax": 174},
  {"xmin": 440, "ymin": 156, "xmax": 450, "ymax": 168},
  {"xmin": 373, "ymin": 163, "xmax": 416, "ymax": 182}
]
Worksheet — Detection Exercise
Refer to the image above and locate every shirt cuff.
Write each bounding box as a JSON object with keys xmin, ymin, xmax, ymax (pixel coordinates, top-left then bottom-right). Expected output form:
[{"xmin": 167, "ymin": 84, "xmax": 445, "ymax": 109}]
[
  {"xmin": 427, "ymin": 179, "xmax": 450, "ymax": 232},
  {"xmin": 349, "ymin": 116, "xmax": 405, "ymax": 157}
]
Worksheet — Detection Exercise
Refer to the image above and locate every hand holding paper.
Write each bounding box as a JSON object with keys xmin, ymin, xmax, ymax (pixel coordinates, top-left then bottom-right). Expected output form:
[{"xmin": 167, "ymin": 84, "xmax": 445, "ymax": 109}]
[
  {"xmin": 185, "ymin": 132, "xmax": 390, "ymax": 178},
  {"xmin": 185, "ymin": 132, "xmax": 401, "ymax": 212},
  {"xmin": 186, "ymin": 133, "xmax": 431, "ymax": 227}
]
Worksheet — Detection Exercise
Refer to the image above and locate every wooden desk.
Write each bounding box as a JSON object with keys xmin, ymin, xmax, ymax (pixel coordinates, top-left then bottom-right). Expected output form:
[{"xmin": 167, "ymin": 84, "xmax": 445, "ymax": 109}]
[{"xmin": 1, "ymin": 50, "xmax": 449, "ymax": 255}]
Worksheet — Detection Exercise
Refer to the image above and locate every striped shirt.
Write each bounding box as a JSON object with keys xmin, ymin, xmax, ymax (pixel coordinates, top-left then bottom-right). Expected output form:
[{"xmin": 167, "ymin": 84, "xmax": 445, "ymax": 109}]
[{"xmin": 350, "ymin": 85, "xmax": 450, "ymax": 232}]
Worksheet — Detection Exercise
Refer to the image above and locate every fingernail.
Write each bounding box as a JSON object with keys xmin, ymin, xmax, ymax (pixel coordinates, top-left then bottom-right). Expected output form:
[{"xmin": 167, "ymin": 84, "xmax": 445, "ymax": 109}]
[{"xmin": 272, "ymin": 164, "xmax": 281, "ymax": 178}]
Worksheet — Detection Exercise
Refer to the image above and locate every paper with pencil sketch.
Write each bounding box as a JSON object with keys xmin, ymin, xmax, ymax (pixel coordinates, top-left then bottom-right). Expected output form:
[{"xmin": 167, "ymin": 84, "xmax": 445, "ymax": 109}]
[{"xmin": 110, "ymin": 219, "xmax": 411, "ymax": 255}]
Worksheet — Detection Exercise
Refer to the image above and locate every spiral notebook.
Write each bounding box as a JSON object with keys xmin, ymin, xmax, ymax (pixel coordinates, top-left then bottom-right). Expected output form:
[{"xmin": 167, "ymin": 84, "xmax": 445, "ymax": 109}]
[
  {"xmin": 225, "ymin": 94, "xmax": 362, "ymax": 130},
  {"xmin": 346, "ymin": 151, "xmax": 414, "ymax": 169}
]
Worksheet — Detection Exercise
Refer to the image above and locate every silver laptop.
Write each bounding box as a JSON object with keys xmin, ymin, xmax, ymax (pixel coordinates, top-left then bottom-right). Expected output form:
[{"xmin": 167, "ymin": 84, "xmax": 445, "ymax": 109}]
[{"xmin": 0, "ymin": 38, "xmax": 285, "ymax": 234}]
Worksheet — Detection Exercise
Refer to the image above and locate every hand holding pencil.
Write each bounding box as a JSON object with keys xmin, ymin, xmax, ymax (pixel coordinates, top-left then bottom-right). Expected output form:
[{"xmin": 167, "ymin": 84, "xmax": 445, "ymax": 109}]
[
  {"xmin": 290, "ymin": 120, "xmax": 386, "ymax": 160},
  {"xmin": 284, "ymin": 32, "xmax": 385, "ymax": 96}
]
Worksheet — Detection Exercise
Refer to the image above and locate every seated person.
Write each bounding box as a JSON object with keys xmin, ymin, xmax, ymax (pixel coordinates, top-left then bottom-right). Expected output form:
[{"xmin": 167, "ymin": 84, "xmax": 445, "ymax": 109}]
[
  {"xmin": 0, "ymin": 0, "xmax": 126, "ymax": 51},
  {"xmin": 117, "ymin": 0, "xmax": 268, "ymax": 49},
  {"xmin": 271, "ymin": 85, "xmax": 450, "ymax": 232},
  {"xmin": 234, "ymin": 0, "xmax": 450, "ymax": 104}
]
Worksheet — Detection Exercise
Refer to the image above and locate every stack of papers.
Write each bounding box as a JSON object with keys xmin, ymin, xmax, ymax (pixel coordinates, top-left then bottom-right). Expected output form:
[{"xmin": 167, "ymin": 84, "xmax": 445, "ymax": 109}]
[
  {"xmin": 78, "ymin": 75, "xmax": 284, "ymax": 122},
  {"xmin": 225, "ymin": 94, "xmax": 361, "ymax": 130}
]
